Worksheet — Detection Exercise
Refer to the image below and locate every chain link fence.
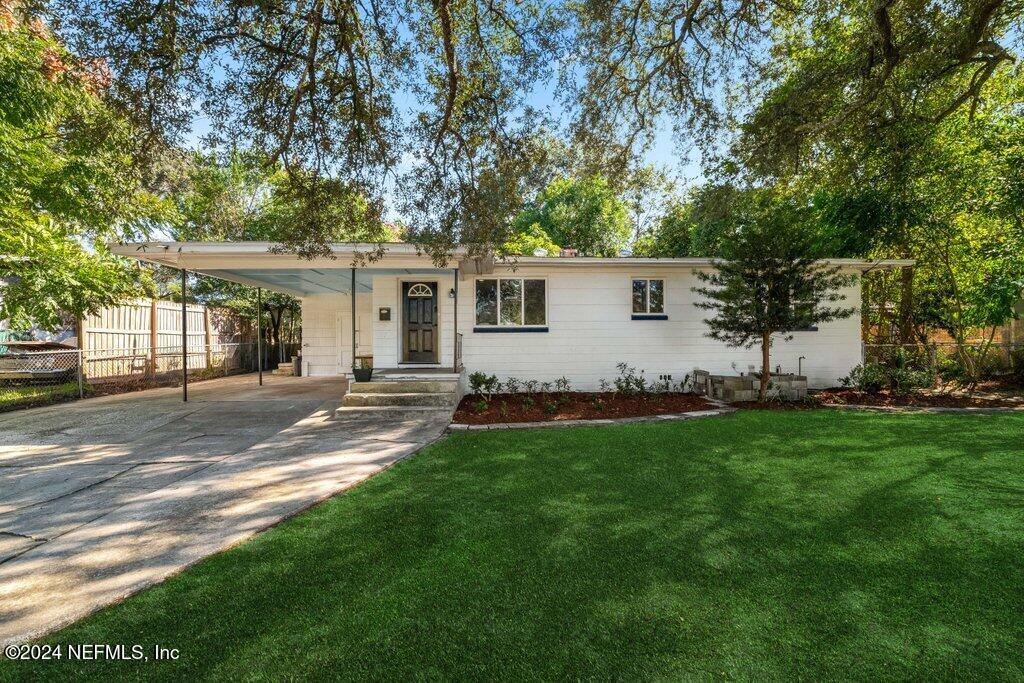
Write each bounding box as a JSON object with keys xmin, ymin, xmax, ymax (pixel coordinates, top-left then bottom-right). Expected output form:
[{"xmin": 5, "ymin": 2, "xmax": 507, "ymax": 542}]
[{"xmin": 0, "ymin": 342, "xmax": 259, "ymax": 412}]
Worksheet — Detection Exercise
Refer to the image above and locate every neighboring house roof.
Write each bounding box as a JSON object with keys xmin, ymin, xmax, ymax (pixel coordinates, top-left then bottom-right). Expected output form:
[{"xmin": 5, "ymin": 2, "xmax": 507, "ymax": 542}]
[{"xmin": 109, "ymin": 241, "xmax": 914, "ymax": 297}]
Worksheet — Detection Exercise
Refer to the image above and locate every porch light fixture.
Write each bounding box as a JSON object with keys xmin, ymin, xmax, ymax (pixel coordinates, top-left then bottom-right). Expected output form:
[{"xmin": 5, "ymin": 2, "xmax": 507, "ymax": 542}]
[{"xmin": 448, "ymin": 287, "xmax": 456, "ymax": 298}]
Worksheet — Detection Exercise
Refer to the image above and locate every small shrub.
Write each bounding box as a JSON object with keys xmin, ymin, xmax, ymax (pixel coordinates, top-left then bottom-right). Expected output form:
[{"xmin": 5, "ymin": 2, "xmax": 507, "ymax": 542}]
[
  {"xmin": 472, "ymin": 399, "xmax": 488, "ymax": 414},
  {"xmin": 503, "ymin": 377, "xmax": 521, "ymax": 394},
  {"xmin": 1011, "ymin": 346, "xmax": 1024, "ymax": 386},
  {"xmin": 524, "ymin": 379, "xmax": 539, "ymax": 395},
  {"xmin": 468, "ymin": 371, "xmax": 499, "ymax": 400},
  {"xmin": 613, "ymin": 362, "xmax": 649, "ymax": 395},
  {"xmin": 841, "ymin": 361, "xmax": 933, "ymax": 396},
  {"xmin": 520, "ymin": 394, "xmax": 535, "ymax": 409},
  {"xmin": 498, "ymin": 402, "xmax": 510, "ymax": 418},
  {"xmin": 555, "ymin": 376, "xmax": 572, "ymax": 393},
  {"xmin": 540, "ymin": 381, "xmax": 552, "ymax": 394},
  {"xmin": 598, "ymin": 379, "xmax": 611, "ymax": 393},
  {"xmin": 840, "ymin": 363, "xmax": 887, "ymax": 393},
  {"xmin": 543, "ymin": 400, "xmax": 558, "ymax": 414}
]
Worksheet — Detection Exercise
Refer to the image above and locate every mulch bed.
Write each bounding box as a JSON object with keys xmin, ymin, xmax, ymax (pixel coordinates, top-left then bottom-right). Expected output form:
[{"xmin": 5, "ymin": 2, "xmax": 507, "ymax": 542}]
[
  {"xmin": 814, "ymin": 388, "xmax": 1020, "ymax": 409},
  {"xmin": 454, "ymin": 392, "xmax": 715, "ymax": 425}
]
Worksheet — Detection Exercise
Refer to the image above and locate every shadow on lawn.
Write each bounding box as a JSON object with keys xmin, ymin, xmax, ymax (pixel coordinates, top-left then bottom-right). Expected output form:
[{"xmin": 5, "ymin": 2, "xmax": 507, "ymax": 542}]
[{"xmin": 6, "ymin": 411, "xmax": 1024, "ymax": 680}]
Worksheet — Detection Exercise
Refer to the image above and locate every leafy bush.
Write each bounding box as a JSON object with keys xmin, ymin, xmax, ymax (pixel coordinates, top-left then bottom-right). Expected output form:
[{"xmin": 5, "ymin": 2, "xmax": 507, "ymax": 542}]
[
  {"xmin": 613, "ymin": 363, "xmax": 649, "ymax": 395},
  {"xmin": 1011, "ymin": 346, "xmax": 1024, "ymax": 385},
  {"xmin": 554, "ymin": 376, "xmax": 571, "ymax": 393},
  {"xmin": 841, "ymin": 362, "xmax": 934, "ymax": 396},
  {"xmin": 503, "ymin": 377, "xmax": 521, "ymax": 394},
  {"xmin": 468, "ymin": 371, "xmax": 500, "ymax": 401}
]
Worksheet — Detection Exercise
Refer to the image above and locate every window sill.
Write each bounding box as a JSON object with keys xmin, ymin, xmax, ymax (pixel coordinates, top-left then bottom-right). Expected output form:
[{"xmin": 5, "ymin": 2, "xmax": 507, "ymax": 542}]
[
  {"xmin": 631, "ymin": 314, "xmax": 668, "ymax": 321},
  {"xmin": 473, "ymin": 326, "xmax": 549, "ymax": 333}
]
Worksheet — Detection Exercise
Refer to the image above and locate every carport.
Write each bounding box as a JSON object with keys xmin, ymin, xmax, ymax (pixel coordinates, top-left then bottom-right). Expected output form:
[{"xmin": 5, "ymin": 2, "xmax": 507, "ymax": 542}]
[{"xmin": 110, "ymin": 241, "xmax": 470, "ymax": 399}]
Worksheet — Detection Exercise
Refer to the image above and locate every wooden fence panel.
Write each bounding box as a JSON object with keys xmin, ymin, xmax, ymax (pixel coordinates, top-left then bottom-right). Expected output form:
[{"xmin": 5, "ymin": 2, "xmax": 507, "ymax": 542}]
[{"xmin": 80, "ymin": 299, "xmax": 250, "ymax": 379}]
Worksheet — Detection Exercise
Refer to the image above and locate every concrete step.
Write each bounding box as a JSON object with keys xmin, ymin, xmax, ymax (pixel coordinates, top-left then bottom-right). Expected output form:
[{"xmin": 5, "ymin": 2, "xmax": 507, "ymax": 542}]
[
  {"xmin": 369, "ymin": 373, "xmax": 462, "ymax": 382},
  {"xmin": 272, "ymin": 368, "xmax": 294, "ymax": 376},
  {"xmin": 341, "ymin": 392, "xmax": 456, "ymax": 408},
  {"xmin": 350, "ymin": 380, "xmax": 457, "ymax": 394}
]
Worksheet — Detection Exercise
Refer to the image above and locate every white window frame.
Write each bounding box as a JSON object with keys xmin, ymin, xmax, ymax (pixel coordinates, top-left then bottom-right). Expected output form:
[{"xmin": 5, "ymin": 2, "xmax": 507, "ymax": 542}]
[
  {"xmin": 631, "ymin": 277, "xmax": 666, "ymax": 315},
  {"xmin": 474, "ymin": 277, "xmax": 548, "ymax": 327}
]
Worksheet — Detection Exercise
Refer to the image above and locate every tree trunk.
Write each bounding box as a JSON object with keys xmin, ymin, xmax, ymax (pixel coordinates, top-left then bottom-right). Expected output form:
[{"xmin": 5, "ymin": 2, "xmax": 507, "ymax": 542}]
[
  {"xmin": 760, "ymin": 331, "xmax": 771, "ymax": 401},
  {"xmin": 898, "ymin": 266, "xmax": 915, "ymax": 344},
  {"xmin": 268, "ymin": 307, "xmax": 284, "ymax": 363}
]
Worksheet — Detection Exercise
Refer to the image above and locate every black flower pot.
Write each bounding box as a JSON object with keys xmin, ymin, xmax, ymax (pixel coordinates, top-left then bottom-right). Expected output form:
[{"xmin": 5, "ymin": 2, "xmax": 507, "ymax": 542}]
[{"xmin": 353, "ymin": 367, "xmax": 373, "ymax": 382}]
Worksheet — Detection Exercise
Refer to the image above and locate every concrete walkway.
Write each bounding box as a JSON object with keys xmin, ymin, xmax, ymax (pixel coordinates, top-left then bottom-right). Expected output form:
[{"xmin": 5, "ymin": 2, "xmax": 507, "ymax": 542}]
[{"xmin": 0, "ymin": 374, "xmax": 451, "ymax": 644}]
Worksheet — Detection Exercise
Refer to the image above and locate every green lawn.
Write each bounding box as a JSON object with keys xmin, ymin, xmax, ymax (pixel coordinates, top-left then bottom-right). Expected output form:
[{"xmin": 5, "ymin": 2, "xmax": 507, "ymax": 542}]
[
  {"xmin": 0, "ymin": 381, "xmax": 80, "ymax": 411},
  {"xmin": 5, "ymin": 410, "xmax": 1024, "ymax": 680}
]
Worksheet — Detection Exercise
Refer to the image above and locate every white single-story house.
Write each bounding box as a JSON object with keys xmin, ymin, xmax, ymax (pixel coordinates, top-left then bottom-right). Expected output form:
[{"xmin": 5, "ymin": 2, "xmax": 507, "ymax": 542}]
[{"xmin": 111, "ymin": 242, "xmax": 913, "ymax": 390}]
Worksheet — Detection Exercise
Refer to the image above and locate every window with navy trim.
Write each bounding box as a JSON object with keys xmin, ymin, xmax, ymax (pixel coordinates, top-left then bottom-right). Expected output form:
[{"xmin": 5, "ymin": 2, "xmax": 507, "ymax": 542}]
[
  {"xmin": 632, "ymin": 279, "xmax": 665, "ymax": 317},
  {"xmin": 475, "ymin": 278, "xmax": 546, "ymax": 329}
]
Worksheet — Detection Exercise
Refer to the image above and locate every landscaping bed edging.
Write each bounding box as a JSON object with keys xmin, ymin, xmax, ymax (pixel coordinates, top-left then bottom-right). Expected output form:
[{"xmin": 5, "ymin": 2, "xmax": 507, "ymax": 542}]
[{"xmin": 449, "ymin": 405, "xmax": 735, "ymax": 431}]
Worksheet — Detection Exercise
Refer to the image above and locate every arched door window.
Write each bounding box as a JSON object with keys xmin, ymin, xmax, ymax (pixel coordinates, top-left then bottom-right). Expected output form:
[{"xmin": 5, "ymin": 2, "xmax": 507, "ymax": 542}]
[{"xmin": 407, "ymin": 283, "xmax": 433, "ymax": 298}]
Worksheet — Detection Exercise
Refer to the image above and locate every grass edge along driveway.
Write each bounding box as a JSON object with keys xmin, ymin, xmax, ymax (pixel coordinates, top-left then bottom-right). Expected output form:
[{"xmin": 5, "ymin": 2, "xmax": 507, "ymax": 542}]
[{"xmin": 3, "ymin": 410, "xmax": 1023, "ymax": 680}]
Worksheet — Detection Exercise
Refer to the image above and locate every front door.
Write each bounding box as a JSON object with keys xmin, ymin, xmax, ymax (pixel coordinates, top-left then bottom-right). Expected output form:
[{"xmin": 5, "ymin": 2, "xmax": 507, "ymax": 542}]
[{"xmin": 403, "ymin": 282, "xmax": 438, "ymax": 363}]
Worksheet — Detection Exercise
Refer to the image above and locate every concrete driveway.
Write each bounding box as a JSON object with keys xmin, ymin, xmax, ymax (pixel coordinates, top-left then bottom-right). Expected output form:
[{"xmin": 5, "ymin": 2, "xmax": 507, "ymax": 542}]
[{"xmin": 0, "ymin": 374, "xmax": 451, "ymax": 644}]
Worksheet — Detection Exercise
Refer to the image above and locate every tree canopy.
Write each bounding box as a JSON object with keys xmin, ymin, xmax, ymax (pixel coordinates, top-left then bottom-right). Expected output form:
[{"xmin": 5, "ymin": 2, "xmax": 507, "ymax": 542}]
[
  {"xmin": 509, "ymin": 176, "xmax": 631, "ymax": 257},
  {"xmin": 37, "ymin": 0, "xmax": 1017, "ymax": 258},
  {"xmin": 0, "ymin": 5, "xmax": 161, "ymax": 329}
]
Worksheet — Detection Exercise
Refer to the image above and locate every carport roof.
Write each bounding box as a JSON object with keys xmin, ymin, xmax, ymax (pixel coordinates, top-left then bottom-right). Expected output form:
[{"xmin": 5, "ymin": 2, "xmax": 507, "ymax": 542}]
[
  {"xmin": 109, "ymin": 242, "xmax": 459, "ymax": 296},
  {"xmin": 109, "ymin": 241, "xmax": 915, "ymax": 297}
]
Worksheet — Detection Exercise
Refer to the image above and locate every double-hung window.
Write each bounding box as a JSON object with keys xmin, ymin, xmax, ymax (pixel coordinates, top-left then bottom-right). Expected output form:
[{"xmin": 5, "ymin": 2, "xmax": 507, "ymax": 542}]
[
  {"xmin": 475, "ymin": 278, "xmax": 547, "ymax": 331},
  {"xmin": 632, "ymin": 278, "xmax": 666, "ymax": 319}
]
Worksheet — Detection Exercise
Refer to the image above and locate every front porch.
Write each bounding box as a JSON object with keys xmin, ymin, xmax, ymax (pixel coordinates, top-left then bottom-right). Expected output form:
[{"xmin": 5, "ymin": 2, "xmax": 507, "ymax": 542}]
[{"xmin": 297, "ymin": 268, "xmax": 464, "ymax": 380}]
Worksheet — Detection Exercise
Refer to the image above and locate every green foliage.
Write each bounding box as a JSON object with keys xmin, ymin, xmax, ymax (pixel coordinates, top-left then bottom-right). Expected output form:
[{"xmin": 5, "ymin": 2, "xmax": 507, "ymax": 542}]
[
  {"xmin": 468, "ymin": 371, "xmax": 499, "ymax": 400},
  {"xmin": 501, "ymin": 223, "xmax": 560, "ymax": 257},
  {"xmin": 612, "ymin": 362, "xmax": 649, "ymax": 396},
  {"xmin": 0, "ymin": 12, "xmax": 160, "ymax": 328},
  {"xmin": 633, "ymin": 200, "xmax": 693, "ymax": 257},
  {"xmin": 693, "ymin": 191, "xmax": 857, "ymax": 399},
  {"xmin": 1011, "ymin": 347, "xmax": 1024, "ymax": 386},
  {"xmin": 511, "ymin": 175, "xmax": 630, "ymax": 256},
  {"xmin": 841, "ymin": 362, "xmax": 935, "ymax": 397}
]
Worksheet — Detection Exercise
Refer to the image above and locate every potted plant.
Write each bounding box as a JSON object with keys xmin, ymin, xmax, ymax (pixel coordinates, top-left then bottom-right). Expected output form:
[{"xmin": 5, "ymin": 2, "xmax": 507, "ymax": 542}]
[{"xmin": 353, "ymin": 356, "xmax": 373, "ymax": 382}]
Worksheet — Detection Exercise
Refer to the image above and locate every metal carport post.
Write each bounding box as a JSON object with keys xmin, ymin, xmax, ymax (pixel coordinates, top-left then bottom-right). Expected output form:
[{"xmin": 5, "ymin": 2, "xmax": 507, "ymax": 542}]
[
  {"xmin": 257, "ymin": 287, "xmax": 263, "ymax": 386},
  {"xmin": 181, "ymin": 268, "xmax": 188, "ymax": 402}
]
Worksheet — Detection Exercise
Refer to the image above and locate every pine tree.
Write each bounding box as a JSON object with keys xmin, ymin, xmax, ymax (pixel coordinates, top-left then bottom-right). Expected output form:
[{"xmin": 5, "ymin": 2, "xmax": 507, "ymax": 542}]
[{"xmin": 693, "ymin": 196, "xmax": 857, "ymax": 401}]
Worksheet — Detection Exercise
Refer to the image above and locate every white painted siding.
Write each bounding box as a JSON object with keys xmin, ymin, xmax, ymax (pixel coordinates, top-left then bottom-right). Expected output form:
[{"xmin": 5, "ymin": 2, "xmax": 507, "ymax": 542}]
[
  {"xmin": 458, "ymin": 265, "xmax": 862, "ymax": 390},
  {"xmin": 300, "ymin": 292, "xmax": 371, "ymax": 376},
  {"xmin": 302, "ymin": 266, "xmax": 863, "ymax": 389}
]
